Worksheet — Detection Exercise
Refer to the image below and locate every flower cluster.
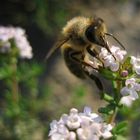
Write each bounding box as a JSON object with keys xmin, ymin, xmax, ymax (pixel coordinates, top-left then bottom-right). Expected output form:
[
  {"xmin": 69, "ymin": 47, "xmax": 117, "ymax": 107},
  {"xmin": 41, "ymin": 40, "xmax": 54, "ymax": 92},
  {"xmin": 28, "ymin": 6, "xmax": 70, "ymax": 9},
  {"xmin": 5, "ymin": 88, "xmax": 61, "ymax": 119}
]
[
  {"xmin": 84, "ymin": 45, "xmax": 127, "ymax": 73},
  {"xmin": 119, "ymin": 56, "xmax": 140, "ymax": 107},
  {"xmin": 0, "ymin": 26, "xmax": 33, "ymax": 59},
  {"xmin": 100, "ymin": 48, "xmax": 140, "ymax": 107},
  {"xmin": 49, "ymin": 107, "xmax": 113, "ymax": 140},
  {"xmin": 99, "ymin": 46, "xmax": 127, "ymax": 72},
  {"xmin": 85, "ymin": 45, "xmax": 140, "ymax": 107},
  {"xmin": 120, "ymin": 78, "xmax": 140, "ymax": 106}
]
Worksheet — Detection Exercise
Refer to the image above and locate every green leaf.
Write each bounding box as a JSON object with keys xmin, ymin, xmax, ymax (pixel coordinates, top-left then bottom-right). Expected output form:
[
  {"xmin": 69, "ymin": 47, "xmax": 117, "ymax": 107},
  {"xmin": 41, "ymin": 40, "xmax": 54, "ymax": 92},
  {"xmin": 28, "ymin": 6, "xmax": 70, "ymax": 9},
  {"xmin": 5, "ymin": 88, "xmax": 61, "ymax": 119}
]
[
  {"xmin": 99, "ymin": 68, "xmax": 118, "ymax": 80},
  {"xmin": 102, "ymin": 93, "xmax": 114, "ymax": 102},
  {"xmin": 98, "ymin": 104, "xmax": 115, "ymax": 114},
  {"xmin": 112, "ymin": 121, "xmax": 128, "ymax": 135}
]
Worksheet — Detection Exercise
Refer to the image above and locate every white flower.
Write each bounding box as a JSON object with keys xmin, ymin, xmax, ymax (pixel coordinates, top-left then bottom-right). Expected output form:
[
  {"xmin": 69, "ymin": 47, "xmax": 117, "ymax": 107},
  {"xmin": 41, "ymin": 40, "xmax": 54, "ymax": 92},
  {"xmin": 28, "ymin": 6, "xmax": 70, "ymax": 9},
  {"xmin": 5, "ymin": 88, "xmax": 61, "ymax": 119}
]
[
  {"xmin": 0, "ymin": 26, "xmax": 33, "ymax": 59},
  {"xmin": 69, "ymin": 132, "xmax": 76, "ymax": 140},
  {"xmin": 101, "ymin": 124, "xmax": 113, "ymax": 139},
  {"xmin": 64, "ymin": 108, "xmax": 81, "ymax": 130},
  {"xmin": 104, "ymin": 55, "xmax": 119, "ymax": 71},
  {"xmin": 77, "ymin": 121, "xmax": 112, "ymax": 140},
  {"xmin": 120, "ymin": 78, "xmax": 140, "ymax": 106},
  {"xmin": 110, "ymin": 46, "xmax": 127, "ymax": 62},
  {"xmin": 99, "ymin": 48, "xmax": 109, "ymax": 59},
  {"xmin": 99, "ymin": 48, "xmax": 119, "ymax": 71},
  {"xmin": 82, "ymin": 106, "xmax": 103, "ymax": 123},
  {"xmin": 125, "ymin": 78, "xmax": 136, "ymax": 87},
  {"xmin": 49, "ymin": 107, "xmax": 113, "ymax": 140},
  {"xmin": 99, "ymin": 46, "xmax": 126, "ymax": 72},
  {"xmin": 120, "ymin": 96, "xmax": 136, "ymax": 107},
  {"xmin": 51, "ymin": 133, "xmax": 68, "ymax": 140},
  {"xmin": 49, "ymin": 120, "xmax": 69, "ymax": 140},
  {"xmin": 77, "ymin": 125, "xmax": 100, "ymax": 140},
  {"xmin": 130, "ymin": 56, "xmax": 140, "ymax": 75}
]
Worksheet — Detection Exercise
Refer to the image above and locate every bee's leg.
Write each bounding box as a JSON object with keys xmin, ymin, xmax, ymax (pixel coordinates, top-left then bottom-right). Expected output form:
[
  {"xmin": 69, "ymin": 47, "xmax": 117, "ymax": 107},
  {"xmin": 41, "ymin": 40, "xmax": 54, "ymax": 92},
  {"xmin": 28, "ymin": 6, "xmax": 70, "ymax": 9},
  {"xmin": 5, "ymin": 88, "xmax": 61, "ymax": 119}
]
[
  {"xmin": 81, "ymin": 61, "xmax": 99, "ymax": 71},
  {"xmin": 86, "ymin": 46, "xmax": 104, "ymax": 66},
  {"xmin": 86, "ymin": 45, "xmax": 97, "ymax": 57},
  {"xmin": 70, "ymin": 50, "xmax": 99, "ymax": 71},
  {"xmin": 84, "ymin": 70, "xmax": 104, "ymax": 91},
  {"xmin": 70, "ymin": 49, "xmax": 104, "ymax": 91}
]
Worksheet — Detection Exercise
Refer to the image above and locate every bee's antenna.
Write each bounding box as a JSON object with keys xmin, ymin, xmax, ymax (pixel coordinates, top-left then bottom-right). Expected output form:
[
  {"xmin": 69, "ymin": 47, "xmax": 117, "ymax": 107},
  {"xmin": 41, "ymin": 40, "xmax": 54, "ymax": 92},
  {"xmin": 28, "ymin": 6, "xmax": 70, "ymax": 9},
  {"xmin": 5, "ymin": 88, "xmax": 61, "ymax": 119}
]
[
  {"xmin": 101, "ymin": 36, "xmax": 116, "ymax": 60},
  {"xmin": 105, "ymin": 33, "xmax": 125, "ymax": 49},
  {"xmin": 45, "ymin": 37, "xmax": 70, "ymax": 61}
]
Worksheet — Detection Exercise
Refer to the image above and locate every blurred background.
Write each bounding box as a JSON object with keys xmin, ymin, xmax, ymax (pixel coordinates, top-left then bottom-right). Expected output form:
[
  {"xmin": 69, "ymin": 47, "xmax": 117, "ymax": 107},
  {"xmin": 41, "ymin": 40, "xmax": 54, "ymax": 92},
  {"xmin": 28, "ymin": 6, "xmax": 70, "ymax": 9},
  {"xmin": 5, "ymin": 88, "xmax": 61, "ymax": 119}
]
[{"xmin": 0, "ymin": 0, "xmax": 140, "ymax": 139}]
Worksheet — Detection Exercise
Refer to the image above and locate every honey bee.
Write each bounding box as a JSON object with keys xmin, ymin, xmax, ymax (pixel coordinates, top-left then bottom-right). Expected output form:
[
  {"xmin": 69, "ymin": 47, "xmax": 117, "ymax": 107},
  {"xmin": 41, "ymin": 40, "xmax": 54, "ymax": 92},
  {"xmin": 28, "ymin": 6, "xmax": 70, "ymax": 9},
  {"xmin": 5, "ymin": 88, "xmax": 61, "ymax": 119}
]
[{"xmin": 46, "ymin": 16, "xmax": 125, "ymax": 91}]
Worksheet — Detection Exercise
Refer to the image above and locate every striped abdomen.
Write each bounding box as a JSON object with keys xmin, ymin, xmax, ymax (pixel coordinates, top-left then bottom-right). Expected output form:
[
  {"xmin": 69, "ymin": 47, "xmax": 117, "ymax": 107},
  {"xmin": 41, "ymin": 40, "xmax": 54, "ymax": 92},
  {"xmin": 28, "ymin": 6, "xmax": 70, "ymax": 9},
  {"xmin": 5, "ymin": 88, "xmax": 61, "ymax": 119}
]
[{"xmin": 63, "ymin": 47, "xmax": 85, "ymax": 79}]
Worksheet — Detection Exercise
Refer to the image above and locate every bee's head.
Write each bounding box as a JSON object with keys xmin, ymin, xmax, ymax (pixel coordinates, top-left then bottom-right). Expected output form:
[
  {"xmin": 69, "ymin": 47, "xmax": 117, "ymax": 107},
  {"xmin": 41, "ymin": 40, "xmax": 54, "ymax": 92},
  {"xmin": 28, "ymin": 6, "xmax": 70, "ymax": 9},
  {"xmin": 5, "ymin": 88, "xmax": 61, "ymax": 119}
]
[{"xmin": 85, "ymin": 17, "xmax": 107, "ymax": 46}]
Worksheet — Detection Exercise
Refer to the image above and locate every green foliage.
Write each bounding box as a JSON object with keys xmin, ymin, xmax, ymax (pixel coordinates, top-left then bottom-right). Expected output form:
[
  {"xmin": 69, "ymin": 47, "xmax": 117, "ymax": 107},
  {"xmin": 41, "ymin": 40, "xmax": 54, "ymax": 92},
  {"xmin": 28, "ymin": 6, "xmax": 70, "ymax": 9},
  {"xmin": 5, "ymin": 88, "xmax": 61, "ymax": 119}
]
[
  {"xmin": 112, "ymin": 121, "xmax": 128, "ymax": 135},
  {"xmin": 0, "ymin": 61, "xmax": 47, "ymax": 139},
  {"xmin": 34, "ymin": 0, "xmax": 69, "ymax": 36},
  {"xmin": 0, "ymin": 40, "xmax": 48, "ymax": 139}
]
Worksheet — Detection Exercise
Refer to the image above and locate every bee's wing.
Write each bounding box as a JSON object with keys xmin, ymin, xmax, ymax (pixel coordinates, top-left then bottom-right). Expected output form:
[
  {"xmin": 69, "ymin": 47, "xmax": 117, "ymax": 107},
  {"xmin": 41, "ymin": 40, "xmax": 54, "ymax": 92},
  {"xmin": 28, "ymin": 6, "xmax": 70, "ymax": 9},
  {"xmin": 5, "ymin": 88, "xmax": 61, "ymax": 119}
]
[{"xmin": 45, "ymin": 36, "xmax": 70, "ymax": 60}]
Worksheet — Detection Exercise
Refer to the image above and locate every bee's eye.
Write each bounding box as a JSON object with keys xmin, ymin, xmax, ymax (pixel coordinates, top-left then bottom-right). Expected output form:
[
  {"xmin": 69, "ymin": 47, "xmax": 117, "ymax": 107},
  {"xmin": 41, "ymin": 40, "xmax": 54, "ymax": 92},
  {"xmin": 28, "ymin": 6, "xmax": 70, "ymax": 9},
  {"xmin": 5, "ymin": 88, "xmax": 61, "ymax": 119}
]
[{"xmin": 85, "ymin": 26, "xmax": 97, "ymax": 43}]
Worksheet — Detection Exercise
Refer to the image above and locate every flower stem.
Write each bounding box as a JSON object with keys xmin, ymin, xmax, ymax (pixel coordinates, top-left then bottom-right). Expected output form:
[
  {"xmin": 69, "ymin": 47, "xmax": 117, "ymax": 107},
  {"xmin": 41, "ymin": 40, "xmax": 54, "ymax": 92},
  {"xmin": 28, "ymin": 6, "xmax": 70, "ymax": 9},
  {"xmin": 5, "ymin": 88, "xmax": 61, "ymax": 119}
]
[
  {"xmin": 10, "ymin": 58, "xmax": 19, "ymax": 103},
  {"xmin": 108, "ymin": 80, "xmax": 121, "ymax": 124},
  {"xmin": 108, "ymin": 107, "xmax": 118, "ymax": 124}
]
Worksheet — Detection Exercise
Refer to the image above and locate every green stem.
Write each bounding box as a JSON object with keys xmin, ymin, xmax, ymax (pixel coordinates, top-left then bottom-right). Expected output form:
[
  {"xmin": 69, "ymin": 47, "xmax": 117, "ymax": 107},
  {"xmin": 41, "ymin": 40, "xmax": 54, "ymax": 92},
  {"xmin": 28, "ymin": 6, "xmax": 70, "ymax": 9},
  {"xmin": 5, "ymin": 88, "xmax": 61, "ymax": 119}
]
[
  {"xmin": 10, "ymin": 58, "xmax": 19, "ymax": 103},
  {"xmin": 108, "ymin": 80, "xmax": 122, "ymax": 124},
  {"xmin": 8, "ymin": 39, "xmax": 20, "ymax": 103},
  {"xmin": 108, "ymin": 107, "xmax": 118, "ymax": 124}
]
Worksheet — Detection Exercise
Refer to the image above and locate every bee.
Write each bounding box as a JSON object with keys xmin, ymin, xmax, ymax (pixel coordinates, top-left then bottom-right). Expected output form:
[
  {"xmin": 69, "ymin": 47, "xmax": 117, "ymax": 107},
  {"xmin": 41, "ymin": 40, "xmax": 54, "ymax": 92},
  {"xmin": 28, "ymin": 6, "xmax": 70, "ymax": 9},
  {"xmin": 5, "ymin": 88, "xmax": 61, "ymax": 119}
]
[{"xmin": 46, "ymin": 16, "xmax": 125, "ymax": 91}]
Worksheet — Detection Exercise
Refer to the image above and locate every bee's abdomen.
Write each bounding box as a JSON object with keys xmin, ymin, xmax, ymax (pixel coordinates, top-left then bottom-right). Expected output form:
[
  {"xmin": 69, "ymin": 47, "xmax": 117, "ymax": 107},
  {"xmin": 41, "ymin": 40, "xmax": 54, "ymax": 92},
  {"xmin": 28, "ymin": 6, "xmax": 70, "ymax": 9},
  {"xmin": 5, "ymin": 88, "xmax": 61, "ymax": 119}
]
[{"xmin": 63, "ymin": 47, "xmax": 85, "ymax": 79}]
